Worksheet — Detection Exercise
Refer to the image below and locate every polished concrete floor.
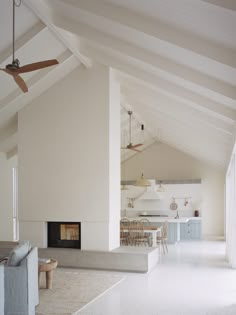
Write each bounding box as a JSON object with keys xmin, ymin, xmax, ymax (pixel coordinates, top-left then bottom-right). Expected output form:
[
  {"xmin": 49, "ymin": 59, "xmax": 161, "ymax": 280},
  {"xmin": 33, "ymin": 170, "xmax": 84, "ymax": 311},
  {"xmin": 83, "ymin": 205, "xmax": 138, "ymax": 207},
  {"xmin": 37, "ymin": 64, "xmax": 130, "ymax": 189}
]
[{"xmin": 79, "ymin": 241, "xmax": 236, "ymax": 315}]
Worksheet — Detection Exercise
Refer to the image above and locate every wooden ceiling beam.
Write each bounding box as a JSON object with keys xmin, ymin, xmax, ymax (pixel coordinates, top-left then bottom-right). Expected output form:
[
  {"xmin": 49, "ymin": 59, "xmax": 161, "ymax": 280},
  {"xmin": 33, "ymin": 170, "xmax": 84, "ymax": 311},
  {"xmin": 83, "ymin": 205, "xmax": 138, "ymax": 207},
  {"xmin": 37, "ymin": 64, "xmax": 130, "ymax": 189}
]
[
  {"xmin": 62, "ymin": 0, "xmax": 236, "ymax": 68},
  {"xmin": 53, "ymin": 15, "xmax": 236, "ymax": 101}
]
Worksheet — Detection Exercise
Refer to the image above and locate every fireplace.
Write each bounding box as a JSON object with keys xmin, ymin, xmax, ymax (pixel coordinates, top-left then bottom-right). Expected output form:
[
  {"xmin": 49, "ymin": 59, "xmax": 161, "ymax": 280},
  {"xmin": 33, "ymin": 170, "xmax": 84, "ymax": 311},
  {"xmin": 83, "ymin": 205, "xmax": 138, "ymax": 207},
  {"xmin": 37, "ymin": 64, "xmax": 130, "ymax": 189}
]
[{"xmin": 47, "ymin": 222, "xmax": 81, "ymax": 249}]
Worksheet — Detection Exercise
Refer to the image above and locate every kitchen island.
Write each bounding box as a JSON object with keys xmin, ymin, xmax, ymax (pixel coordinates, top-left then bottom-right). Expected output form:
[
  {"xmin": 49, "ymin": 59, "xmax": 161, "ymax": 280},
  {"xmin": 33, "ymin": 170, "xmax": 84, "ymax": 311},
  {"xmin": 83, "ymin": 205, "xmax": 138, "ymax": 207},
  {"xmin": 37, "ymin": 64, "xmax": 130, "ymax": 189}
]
[{"xmin": 122, "ymin": 216, "xmax": 202, "ymax": 243}]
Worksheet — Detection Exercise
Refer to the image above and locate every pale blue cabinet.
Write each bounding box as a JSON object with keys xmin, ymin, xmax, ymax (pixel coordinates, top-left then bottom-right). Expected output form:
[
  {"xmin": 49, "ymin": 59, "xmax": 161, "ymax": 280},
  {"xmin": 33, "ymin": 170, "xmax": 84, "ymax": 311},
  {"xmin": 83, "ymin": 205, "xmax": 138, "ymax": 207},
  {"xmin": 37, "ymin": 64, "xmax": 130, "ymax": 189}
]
[
  {"xmin": 167, "ymin": 223, "xmax": 178, "ymax": 243},
  {"xmin": 180, "ymin": 220, "xmax": 201, "ymax": 240}
]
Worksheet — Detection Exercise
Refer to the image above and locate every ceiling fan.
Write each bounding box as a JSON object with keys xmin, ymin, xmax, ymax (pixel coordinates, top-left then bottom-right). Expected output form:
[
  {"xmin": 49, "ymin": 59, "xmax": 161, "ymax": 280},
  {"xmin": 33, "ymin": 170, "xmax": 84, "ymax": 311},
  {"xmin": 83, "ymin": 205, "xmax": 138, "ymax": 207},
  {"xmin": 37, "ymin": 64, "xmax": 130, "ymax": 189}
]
[
  {"xmin": 121, "ymin": 111, "xmax": 144, "ymax": 152},
  {"xmin": 0, "ymin": 0, "xmax": 59, "ymax": 93}
]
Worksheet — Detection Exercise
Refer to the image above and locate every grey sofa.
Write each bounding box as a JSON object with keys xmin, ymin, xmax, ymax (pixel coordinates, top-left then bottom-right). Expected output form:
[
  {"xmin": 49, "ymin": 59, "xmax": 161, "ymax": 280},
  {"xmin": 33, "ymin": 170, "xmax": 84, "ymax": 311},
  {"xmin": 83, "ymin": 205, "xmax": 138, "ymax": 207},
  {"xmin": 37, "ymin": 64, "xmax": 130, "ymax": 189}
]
[{"xmin": 0, "ymin": 246, "xmax": 39, "ymax": 315}]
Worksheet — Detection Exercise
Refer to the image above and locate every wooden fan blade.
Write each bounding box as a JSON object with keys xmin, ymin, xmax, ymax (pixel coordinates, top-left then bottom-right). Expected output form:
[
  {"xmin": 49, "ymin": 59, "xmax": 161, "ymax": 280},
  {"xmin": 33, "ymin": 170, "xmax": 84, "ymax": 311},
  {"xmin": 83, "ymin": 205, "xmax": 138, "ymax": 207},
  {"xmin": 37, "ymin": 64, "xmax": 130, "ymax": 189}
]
[
  {"xmin": 0, "ymin": 68, "xmax": 9, "ymax": 74},
  {"xmin": 13, "ymin": 74, "xmax": 28, "ymax": 93},
  {"xmin": 18, "ymin": 59, "xmax": 59, "ymax": 73},
  {"xmin": 130, "ymin": 144, "xmax": 143, "ymax": 149}
]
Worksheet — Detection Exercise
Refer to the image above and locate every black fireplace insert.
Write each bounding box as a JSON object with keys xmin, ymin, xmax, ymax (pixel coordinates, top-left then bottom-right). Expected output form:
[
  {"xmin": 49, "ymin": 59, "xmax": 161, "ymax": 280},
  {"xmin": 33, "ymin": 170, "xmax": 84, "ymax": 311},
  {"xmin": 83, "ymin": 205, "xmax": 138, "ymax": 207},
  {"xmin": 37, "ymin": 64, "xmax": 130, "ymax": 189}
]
[{"xmin": 47, "ymin": 222, "xmax": 81, "ymax": 249}]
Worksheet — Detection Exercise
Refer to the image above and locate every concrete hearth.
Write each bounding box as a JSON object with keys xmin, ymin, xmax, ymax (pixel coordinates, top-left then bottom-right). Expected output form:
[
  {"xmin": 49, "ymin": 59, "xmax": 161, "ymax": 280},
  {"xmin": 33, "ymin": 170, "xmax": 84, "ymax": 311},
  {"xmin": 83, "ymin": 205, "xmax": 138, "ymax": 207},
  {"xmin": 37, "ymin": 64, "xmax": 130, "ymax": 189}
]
[{"xmin": 39, "ymin": 246, "xmax": 159, "ymax": 273}]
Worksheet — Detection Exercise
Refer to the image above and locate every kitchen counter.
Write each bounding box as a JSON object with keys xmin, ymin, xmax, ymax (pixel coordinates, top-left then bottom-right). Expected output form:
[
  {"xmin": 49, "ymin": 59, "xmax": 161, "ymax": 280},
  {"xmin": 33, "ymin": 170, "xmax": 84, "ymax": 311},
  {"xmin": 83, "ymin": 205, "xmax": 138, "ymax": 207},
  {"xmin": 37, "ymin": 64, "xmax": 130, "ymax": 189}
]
[
  {"xmin": 123, "ymin": 216, "xmax": 202, "ymax": 223},
  {"xmin": 121, "ymin": 216, "xmax": 202, "ymax": 243}
]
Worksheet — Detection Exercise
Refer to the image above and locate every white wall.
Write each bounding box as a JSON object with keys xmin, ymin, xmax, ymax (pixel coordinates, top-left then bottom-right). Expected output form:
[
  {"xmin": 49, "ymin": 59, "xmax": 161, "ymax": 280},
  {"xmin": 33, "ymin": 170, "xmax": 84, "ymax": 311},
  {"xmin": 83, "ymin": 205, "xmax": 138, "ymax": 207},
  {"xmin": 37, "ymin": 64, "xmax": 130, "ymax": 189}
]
[
  {"xmin": 0, "ymin": 154, "xmax": 17, "ymax": 241},
  {"xmin": 108, "ymin": 70, "xmax": 120, "ymax": 249},
  {"xmin": 18, "ymin": 64, "xmax": 120, "ymax": 250},
  {"xmin": 122, "ymin": 142, "xmax": 225, "ymax": 238}
]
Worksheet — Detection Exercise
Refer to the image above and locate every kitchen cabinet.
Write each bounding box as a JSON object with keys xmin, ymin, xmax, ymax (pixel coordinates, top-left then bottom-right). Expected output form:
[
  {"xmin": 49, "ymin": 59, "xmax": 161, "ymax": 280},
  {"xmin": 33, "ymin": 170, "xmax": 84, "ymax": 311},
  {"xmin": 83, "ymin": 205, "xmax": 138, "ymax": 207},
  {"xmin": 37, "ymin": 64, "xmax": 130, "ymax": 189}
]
[{"xmin": 180, "ymin": 220, "xmax": 201, "ymax": 240}]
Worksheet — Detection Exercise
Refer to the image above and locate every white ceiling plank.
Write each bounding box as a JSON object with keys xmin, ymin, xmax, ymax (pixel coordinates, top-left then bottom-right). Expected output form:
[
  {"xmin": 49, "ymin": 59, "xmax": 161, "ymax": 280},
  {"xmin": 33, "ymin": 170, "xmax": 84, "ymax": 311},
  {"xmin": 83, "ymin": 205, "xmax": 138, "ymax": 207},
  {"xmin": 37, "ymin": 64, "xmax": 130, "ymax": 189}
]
[
  {"xmin": 160, "ymin": 134, "xmax": 226, "ymax": 169},
  {"xmin": 0, "ymin": 50, "xmax": 72, "ymax": 110},
  {"xmin": 0, "ymin": 54, "xmax": 80, "ymax": 125},
  {"xmin": 59, "ymin": 0, "xmax": 236, "ymax": 68},
  {"xmin": 123, "ymin": 86, "xmax": 234, "ymax": 136},
  {"xmin": 80, "ymin": 43, "xmax": 236, "ymax": 118},
  {"xmin": 80, "ymin": 45, "xmax": 236, "ymax": 110},
  {"xmin": 24, "ymin": 0, "xmax": 92, "ymax": 68},
  {"xmin": 118, "ymin": 73, "xmax": 236, "ymax": 124},
  {"xmin": 52, "ymin": 15, "xmax": 236, "ymax": 101},
  {"xmin": 143, "ymin": 115, "xmax": 229, "ymax": 160},
  {"xmin": 124, "ymin": 95, "xmax": 232, "ymax": 149},
  {"xmin": 0, "ymin": 22, "xmax": 46, "ymax": 64}
]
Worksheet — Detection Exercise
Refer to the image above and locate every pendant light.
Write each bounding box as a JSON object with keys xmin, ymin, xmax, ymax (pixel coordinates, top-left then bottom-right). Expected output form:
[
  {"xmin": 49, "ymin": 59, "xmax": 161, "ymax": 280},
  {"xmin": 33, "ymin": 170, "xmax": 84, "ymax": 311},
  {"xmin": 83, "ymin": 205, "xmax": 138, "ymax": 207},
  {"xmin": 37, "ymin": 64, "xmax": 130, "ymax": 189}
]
[
  {"xmin": 157, "ymin": 180, "xmax": 165, "ymax": 192},
  {"xmin": 135, "ymin": 173, "xmax": 151, "ymax": 187},
  {"xmin": 134, "ymin": 124, "xmax": 151, "ymax": 187}
]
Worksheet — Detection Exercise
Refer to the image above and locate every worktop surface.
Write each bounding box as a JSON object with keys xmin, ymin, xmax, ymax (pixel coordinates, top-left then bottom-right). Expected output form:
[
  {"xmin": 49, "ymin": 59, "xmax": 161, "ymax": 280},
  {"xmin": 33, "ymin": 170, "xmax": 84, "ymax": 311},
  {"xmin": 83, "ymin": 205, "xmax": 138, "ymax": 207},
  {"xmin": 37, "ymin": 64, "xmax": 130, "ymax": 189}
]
[{"xmin": 122, "ymin": 216, "xmax": 202, "ymax": 223}]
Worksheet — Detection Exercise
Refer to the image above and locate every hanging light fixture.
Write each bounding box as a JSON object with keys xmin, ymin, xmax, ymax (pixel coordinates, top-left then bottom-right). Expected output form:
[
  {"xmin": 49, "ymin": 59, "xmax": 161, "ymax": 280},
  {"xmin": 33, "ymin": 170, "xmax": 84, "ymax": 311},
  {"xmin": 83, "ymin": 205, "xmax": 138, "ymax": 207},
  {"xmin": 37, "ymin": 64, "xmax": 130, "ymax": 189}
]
[
  {"xmin": 135, "ymin": 173, "xmax": 151, "ymax": 187},
  {"xmin": 157, "ymin": 180, "xmax": 166, "ymax": 192},
  {"xmin": 134, "ymin": 123, "xmax": 151, "ymax": 187}
]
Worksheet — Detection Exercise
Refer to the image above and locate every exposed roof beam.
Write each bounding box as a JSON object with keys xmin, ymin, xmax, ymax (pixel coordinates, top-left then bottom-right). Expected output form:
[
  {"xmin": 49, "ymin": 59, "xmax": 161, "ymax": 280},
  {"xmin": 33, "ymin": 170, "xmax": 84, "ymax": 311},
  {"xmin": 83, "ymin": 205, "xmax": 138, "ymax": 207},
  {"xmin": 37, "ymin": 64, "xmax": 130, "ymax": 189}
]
[
  {"xmin": 118, "ymin": 73, "xmax": 236, "ymax": 124},
  {"xmin": 0, "ymin": 50, "xmax": 73, "ymax": 110},
  {"xmin": 24, "ymin": 0, "xmax": 92, "ymax": 68},
  {"xmin": 139, "ymin": 112, "xmax": 229, "ymax": 159},
  {"xmin": 202, "ymin": 0, "xmax": 236, "ymax": 11},
  {"xmin": 80, "ymin": 44, "xmax": 236, "ymax": 121},
  {"xmin": 0, "ymin": 22, "xmax": 46, "ymax": 64},
  {"xmin": 0, "ymin": 54, "xmax": 80, "ymax": 125},
  {"xmin": 53, "ymin": 15, "xmax": 236, "ymax": 101},
  {"xmin": 123, "ymin": 86, "xmax": 234, "ymax": 136},
  {"xmin": 124, "ymin": 94, "xmax": 232, "ymax": 147},
  {"xmin": 63, "ymin": 0, "xmax": 236, "ymax": 68}
]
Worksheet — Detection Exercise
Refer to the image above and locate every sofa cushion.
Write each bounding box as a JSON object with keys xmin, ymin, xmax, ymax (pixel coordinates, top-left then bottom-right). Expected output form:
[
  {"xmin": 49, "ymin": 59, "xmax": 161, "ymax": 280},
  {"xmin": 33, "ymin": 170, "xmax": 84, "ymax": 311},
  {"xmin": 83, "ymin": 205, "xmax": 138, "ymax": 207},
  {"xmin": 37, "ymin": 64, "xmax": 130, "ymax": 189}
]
[{"xmin": 7, "ymin": 241, "xmax": 31, "ymax": 266}]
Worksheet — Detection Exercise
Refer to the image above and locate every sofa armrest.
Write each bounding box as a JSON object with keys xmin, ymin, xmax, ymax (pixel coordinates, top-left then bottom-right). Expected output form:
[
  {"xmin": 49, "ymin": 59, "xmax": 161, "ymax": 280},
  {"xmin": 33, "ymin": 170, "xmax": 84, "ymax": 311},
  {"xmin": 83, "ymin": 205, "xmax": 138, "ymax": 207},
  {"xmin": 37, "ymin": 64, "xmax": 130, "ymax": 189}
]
[
  {"xmin": 4, "ymin": 247, "xmax": 39, "ymax": 315},
  {"xmin": 4, "ymin": 265, "xmax": 28, "ymax": 315}
]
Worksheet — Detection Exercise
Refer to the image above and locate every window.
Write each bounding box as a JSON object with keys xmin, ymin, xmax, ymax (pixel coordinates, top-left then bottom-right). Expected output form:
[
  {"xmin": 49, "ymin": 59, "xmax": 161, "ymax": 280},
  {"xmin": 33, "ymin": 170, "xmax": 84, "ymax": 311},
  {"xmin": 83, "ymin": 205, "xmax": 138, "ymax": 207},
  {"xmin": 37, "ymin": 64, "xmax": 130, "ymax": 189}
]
[{"xmin": 13, "ymin": 167, "xmax": 19, "ymax": 241}]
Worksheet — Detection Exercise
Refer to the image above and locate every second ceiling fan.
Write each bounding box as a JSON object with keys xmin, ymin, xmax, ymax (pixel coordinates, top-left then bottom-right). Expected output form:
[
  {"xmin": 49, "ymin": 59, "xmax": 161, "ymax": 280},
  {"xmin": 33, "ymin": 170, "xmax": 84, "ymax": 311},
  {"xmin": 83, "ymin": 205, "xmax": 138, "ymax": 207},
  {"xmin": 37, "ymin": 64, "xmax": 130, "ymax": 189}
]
[
  {"xmin": 121, "ymin": 110, "xmax": 144, "ymax": 152},
  {"xmin": 0, "ymin": 0, "xmax": 59, "ymax": 93}
]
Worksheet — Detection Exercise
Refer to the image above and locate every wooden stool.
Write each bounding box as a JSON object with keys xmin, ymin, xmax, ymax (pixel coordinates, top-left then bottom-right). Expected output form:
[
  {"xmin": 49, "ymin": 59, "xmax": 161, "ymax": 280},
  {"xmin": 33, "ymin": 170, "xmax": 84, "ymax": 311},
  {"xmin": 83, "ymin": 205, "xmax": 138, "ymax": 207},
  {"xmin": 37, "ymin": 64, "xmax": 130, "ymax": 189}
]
[{"xmin": 38, "ymin": 259, "xmax": 58, "ymax": 289}]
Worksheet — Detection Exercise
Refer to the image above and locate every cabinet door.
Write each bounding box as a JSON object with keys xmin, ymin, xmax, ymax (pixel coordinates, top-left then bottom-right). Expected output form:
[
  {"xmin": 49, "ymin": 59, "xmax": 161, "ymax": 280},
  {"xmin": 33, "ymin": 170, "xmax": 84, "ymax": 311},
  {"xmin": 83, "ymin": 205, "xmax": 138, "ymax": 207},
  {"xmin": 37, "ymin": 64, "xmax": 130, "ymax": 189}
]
[
  {"xmin": 190, "ymin": 221, "xmax": 201, "ymax": 239},
  {"xmin": 180, "ymin": 223, "xmax": 188, "ymax": 240},
  {"xmin": 167, "ymin": 223, "xmax": 178, "ymax": 243},
  {"xmin": 180, "ymin": 221, "xmax": 201, "ymax": 240}
]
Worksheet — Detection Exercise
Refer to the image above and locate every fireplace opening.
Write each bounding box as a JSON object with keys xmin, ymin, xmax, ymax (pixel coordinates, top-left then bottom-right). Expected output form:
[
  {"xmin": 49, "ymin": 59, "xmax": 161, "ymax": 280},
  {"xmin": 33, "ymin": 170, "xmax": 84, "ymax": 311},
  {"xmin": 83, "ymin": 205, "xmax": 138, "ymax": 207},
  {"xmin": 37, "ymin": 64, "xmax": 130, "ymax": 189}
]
[{"xmin": 48, "ymin": 222, "xmax": 81, "ymax": 249}]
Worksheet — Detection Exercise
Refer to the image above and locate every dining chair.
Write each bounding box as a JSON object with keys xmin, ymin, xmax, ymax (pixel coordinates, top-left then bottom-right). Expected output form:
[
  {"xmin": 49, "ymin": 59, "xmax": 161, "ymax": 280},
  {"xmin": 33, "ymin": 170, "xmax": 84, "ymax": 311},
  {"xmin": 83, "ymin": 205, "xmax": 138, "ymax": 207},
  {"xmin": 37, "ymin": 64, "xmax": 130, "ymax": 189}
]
[
  {"xmin": 139, "ymin": 218, "xmax": 152, "ymax": 246},
  {"xmin": 156, "ymin": 221, "xmax": 168, "ymax": 254},
  {"xmin": 120, "ymin": 218, "xmax": 130, "ymax": 246},
  {"xmin": 132, "ymin": 220, "xmax": 149, "ymax": 247}
]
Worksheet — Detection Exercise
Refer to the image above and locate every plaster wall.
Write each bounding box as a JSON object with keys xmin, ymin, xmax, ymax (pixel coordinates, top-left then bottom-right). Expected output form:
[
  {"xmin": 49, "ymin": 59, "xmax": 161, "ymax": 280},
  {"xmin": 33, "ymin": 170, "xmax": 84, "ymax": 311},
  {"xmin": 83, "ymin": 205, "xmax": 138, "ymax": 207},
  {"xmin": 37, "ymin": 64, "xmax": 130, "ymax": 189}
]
[
  {"xmin": 18, "ymin": 64, "xmax": 120, "ymax": 250},
  {"xmin": 0, "ymin": 155, "xmax": 17, "ymax": 241}
]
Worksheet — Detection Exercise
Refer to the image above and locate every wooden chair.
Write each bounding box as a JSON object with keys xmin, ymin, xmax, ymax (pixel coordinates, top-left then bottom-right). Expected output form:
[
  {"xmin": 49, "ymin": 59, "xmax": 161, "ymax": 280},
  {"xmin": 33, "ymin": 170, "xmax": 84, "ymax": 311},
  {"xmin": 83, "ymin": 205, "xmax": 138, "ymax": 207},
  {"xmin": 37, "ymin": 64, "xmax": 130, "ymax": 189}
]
[
  {"xmin": 132, "ymin": 220, "xmax": 149, "ymax": 247},
  {"xmin": 157, "ymin": 221, "xmax": 168, "ymax": 254},
  {"xmin": 139, "ymin": 218, "xmax": 152, "ymax": 246},
  {"xmin": 120, "ymin": 218, "xmax": 130, "ymax": 246}
]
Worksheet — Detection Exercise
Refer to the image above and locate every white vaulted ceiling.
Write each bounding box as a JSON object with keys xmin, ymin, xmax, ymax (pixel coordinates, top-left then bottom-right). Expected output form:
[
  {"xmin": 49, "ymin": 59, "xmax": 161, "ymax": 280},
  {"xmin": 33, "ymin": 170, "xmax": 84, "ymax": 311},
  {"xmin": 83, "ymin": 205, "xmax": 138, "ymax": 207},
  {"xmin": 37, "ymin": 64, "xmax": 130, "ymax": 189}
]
[{"xmin": 0, "ymin": 0, "xmax": 235, "ymax": 168}]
